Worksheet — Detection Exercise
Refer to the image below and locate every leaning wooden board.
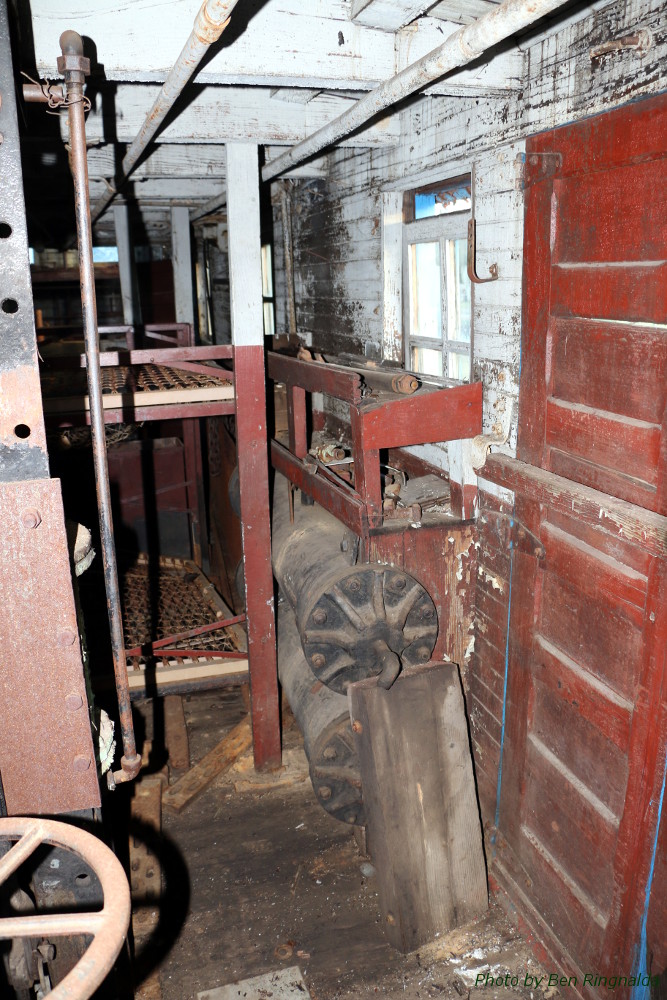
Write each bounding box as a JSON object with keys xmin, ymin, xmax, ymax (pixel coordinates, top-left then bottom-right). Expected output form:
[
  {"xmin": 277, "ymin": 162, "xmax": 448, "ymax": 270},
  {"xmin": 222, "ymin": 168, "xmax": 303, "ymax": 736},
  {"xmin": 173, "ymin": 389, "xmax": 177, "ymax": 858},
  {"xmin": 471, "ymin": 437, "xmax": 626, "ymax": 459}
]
[{"xmin": 349, "ymin": 663, "xmax": 488, "ymax": 952}]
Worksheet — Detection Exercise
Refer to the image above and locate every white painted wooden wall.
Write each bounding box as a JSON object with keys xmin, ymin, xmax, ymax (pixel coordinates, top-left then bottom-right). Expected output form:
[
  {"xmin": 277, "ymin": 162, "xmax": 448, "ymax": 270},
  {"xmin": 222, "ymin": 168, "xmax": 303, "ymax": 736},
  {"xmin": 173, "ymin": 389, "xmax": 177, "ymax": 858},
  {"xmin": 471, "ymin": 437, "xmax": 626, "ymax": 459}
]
[{"xmin": 273, "ymin": 0, "xmax": 664, "ymax": 474}]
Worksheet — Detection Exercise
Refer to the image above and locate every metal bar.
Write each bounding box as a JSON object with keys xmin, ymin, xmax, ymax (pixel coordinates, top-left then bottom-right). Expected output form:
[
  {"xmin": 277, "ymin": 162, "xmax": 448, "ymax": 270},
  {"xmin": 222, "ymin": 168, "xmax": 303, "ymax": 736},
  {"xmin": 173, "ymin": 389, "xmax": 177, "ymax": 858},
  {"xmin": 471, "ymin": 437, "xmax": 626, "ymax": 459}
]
[
  {"xmin": 262, "ymin": 0, "xmax": 573, "ymax": 182},
  {"xmin": 0, "ymin": 828, "xmax": 43, "ymax": 883},
  {"xmin": 90, "ymin": 0, "xmax": 244, "ymax": 223},
  {"xmin": 70, "ymin": 345, "xmax": 232, "ymax": 367},
  {"xmin": 143, "ymin": 613, "xmax": 246, "ymax": 652},
  {"xmin": 60, "ymin": 30, "xmax": 141, "ymax": 786},
  {"xmin": 47, "ymin": 399, "xmax": 236, "ymax": 427},
  {"xmin": 271, "ymin": 439, "xmax": 366, "ymax": 537},
  {"xmin": 137, "ymin": 648, "xmax": 245, "ymax": 659}
]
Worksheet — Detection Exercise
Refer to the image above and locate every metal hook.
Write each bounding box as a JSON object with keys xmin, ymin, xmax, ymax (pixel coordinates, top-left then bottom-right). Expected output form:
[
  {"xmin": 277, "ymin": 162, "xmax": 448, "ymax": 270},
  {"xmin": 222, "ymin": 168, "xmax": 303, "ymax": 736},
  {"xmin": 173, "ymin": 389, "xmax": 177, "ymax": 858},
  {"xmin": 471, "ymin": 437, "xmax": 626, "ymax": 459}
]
[{"xmin": 467, "ymin": 218, "xmax": 498, "ymax": 284}]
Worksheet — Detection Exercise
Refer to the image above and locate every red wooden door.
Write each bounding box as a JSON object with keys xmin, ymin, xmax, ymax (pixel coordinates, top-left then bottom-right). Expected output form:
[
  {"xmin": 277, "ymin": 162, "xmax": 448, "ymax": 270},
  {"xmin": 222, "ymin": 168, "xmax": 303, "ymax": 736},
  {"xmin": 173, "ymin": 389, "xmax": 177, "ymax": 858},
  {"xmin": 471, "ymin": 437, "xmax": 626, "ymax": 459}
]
[{"xmin": 495, "ymin": 94, "xmax": 667, "ymax": 993}]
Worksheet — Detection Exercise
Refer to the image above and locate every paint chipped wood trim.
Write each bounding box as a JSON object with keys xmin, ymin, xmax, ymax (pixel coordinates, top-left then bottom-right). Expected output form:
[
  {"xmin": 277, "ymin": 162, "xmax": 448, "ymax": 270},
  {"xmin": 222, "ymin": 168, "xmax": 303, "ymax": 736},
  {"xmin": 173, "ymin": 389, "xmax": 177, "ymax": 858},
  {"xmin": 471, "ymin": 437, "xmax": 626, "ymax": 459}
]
[{"xmin": 481, "ymin": 454, "xmax": 667, "ymax": 557}]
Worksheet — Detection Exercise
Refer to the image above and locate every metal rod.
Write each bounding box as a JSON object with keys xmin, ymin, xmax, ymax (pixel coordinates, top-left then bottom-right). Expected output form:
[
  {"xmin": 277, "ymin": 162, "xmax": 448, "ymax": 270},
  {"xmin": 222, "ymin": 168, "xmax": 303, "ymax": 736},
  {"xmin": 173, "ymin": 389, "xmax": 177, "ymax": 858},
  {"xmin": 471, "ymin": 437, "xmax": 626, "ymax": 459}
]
[
  {"xmin": 90, "ymin": 0, "xmax": 244, "ymax": 224},
  {"xmin": 262, "ymin": 0, "xmax": 572, "ymax": 182},
  {"xmin": 59, "ymin": 30, "xmax": 141, "ymax": 786}
]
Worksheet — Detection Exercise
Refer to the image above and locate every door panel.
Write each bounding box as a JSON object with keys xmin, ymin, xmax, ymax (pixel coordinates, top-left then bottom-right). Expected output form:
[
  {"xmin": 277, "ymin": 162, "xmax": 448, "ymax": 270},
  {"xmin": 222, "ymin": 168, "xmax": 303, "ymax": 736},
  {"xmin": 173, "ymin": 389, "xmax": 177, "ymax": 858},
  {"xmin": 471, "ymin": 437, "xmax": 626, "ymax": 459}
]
[{"xmin": 494, "ymin": 93, "xmax": 667, "ymax": 992}]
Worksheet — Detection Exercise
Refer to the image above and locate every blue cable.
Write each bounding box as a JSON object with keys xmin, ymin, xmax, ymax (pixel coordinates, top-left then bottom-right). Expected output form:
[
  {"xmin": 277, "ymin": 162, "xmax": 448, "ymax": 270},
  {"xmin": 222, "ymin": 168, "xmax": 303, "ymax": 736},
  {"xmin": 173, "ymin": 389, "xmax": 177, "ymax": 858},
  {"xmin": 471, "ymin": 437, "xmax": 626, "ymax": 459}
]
[{"xmin": 631, "ymin": 743, "xmax": 667, "ymax": 1000}]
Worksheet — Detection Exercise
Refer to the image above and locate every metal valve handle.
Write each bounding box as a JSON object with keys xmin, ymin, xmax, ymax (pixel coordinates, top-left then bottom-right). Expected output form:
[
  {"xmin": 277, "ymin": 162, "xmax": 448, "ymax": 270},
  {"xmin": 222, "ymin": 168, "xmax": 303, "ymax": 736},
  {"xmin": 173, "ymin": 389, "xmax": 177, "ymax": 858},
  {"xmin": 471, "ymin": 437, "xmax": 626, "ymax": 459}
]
[{"xmin": 0, "ymin": 817, "xmax": 131, "ymax": 1000}]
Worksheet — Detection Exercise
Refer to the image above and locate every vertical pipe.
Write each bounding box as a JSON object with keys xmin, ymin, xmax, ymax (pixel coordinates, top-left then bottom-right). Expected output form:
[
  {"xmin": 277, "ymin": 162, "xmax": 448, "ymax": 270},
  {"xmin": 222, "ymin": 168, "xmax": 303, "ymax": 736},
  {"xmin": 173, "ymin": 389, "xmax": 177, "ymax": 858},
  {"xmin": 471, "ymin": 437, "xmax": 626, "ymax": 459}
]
[{"xmin": 59, "ymin": 31, "xmax": 140, "ymax": 785}]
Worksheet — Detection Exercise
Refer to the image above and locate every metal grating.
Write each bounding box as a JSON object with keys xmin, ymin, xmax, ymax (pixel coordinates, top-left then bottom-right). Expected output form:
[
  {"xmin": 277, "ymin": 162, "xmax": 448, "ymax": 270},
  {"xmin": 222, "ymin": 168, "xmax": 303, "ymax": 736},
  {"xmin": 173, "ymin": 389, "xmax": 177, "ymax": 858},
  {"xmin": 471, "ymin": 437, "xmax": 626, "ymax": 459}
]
[
  {"xmin": 42, "ymin": 363, "xmax": 232, "ymax": 401},
  {"xmin": 121, "ymin": 556, "xmax": 243, "ymax": 666}
]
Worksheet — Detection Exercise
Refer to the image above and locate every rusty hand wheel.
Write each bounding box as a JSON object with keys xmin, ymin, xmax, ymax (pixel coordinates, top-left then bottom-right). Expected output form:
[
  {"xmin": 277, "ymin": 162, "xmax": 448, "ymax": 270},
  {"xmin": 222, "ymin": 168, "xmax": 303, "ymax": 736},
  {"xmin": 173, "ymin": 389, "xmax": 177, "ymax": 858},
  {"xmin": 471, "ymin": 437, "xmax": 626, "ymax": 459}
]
[{"xmin": 0, "ymin": 817, "xmax": 131, "ymax": 1000}]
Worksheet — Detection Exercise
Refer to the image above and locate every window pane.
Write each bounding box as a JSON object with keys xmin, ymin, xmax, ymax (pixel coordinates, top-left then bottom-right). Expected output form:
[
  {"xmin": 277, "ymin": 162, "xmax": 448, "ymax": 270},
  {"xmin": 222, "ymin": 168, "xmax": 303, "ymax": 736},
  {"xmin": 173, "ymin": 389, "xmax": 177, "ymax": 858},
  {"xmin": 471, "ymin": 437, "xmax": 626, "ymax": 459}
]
[
  {"xmin": 412, "ymin": 346, "xmax": 443, "ymax": 377},
  {"xmin": 445, "ymin": 238, "xmax": 471, "ymax": 344},
  {"xmin": 261, "ymin": 244, "xmax": 273, "ymax": 298},
  {"xmin": 92, "ymin": 246, "xmax": 119, "ymax": 263},
  {"xmin": 448, "ymin": 352, "xmax": 471, "ymax": 381},
  {"xmin": 414, "ymin": 179, "xmax": 471, "ymax": 220},
  {"xmin": 263, "ymin": 302, "xmax": 275, "ymax": 338},
  {"xmin": 408, "ymin": 241, "xmax": 442, "ymax": 341}
]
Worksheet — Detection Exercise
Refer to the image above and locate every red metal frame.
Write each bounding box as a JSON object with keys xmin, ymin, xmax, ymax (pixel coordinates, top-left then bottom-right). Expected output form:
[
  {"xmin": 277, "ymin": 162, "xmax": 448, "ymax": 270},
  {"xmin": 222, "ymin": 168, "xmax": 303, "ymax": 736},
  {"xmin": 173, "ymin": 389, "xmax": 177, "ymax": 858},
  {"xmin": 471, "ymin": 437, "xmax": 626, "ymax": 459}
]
[{"xmin": 268, "ymin": 351, "xmax": 482, "ymax": 539}]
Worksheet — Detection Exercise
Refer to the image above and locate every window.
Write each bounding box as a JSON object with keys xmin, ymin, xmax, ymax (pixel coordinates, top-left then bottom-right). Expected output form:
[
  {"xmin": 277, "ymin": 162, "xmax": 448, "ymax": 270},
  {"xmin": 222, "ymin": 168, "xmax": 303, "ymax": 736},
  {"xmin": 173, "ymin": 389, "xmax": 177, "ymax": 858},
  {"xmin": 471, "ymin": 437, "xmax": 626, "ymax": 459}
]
[
  {"xmin": 403, "ymin": 176, "xmax": 472, "ymax": 381},
  {"xmin": 261, "ymin": 243, "xmax": 275, "ymax": 337}
]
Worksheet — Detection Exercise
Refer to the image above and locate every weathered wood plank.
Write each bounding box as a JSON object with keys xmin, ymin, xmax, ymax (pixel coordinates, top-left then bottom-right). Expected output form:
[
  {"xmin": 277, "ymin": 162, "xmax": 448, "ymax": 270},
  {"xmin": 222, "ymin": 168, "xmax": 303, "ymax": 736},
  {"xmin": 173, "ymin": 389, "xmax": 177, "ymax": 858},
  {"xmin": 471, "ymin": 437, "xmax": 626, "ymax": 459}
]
[
  {"xmin": 70, "ymin": 85, "xmax": 400, "ymax": 147},
  {"xmin": 162, "ymin": 716, "xmax": 252, "ymax": 814},
  {"xmin": 349, "ymin": 664, "xmax": 488, "ymax": 953}
]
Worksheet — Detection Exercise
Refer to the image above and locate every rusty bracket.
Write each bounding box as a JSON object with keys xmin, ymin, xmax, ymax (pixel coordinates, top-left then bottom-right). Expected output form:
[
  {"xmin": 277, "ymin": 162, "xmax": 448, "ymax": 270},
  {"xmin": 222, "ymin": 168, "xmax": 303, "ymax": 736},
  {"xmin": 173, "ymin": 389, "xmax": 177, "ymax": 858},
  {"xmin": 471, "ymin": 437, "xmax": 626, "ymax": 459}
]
[
  {"xmin": 467, "ymin": 219, "xmax": 498, "ymax": 284},
  {"xmin": 479, "ymin": 510, "xmax": 546, "ymax": 565},
  {"xmin": 520, "ymin": 151, "xmax": 563, "ymax": 188}
]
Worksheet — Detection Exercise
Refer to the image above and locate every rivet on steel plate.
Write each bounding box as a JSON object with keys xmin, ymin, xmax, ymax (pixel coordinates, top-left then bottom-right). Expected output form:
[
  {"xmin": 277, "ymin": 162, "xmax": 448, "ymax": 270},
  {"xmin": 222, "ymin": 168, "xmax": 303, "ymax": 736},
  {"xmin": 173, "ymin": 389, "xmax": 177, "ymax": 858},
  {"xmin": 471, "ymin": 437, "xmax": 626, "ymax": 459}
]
[
  {"xmin": 311, "ymin": 653, "xmax": 326, "ymax": 669},
  {"xmin": 352, "ymin": 720, "xmax": 363, "ymax": 734},
  {"xmin": 319, "ymin": 786, "xmax": 332, "ymax": 800},
  {"xmin": 59, "ymin": 629, "xmax": 78, "ymax": 647},
  {"xmin": 312, "ymin": 608, "xmax": 327, "ymax": 625},
  {"xmin": 21, "ymin": 508, "xmax": 42, "ymax": 529},
  {"xmin": 73, "ymin": 754, "xmax": 92, "ymax": 772},
  {"xmin": 66, "ymin": 693, "xmax": 84, "ymax": 711}
]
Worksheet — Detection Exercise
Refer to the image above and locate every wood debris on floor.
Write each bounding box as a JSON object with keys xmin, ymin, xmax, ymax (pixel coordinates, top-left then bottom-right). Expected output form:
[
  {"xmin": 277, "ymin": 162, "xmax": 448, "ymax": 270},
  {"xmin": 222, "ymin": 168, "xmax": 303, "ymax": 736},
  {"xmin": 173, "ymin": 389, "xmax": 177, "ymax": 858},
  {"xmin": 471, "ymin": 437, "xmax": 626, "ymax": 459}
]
[{"xmin": 130, "ymin": 688, "xmax": 558, "ymax": 1000}]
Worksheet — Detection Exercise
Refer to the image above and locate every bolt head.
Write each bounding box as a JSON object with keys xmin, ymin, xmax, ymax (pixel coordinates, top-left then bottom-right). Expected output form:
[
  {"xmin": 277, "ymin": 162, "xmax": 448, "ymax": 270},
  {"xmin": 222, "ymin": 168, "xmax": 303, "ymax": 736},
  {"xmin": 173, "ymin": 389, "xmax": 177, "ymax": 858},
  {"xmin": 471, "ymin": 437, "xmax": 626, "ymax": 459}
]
[
  {"xmin": 319, "ymin": 786, "xmax": 332, "ymax": 800},
  {"xmin": 59, "ymin": 629, "xmax": 77, "ymax": 647},
  {"xmin": 22, "ymin": 508, "xmax": 41, "ymax": 529},
  {"xmin": 345, "ymin": 812, "xmax": 357, "ymax": 824},
  {"xmin": 347, "ymin": 577, "xmax": 361, "ymax": 592},
  {"xmin": 73, "ymin": 754, "xmax": 91, "ymax": 772},
  {"xmin": 418, "ymin": 647, "xmax": 431, "ymax": 662},
  {"xmin": 312, "ymin": 608, "xmax": 327, "ymax": 625},
  {"xmin": 421, "ymin": 606, "xmax": 434, "ymax": 620},
  {"xmin": 311, "ymin": 653, "xmax": 326, "ymax": 669},
  {"xmin": 352, "ymin": 719, "xmax": 363, "ymax": 734},
  {"xmin": 65, "ymin": 693, "xmax": 84, "ymax": 711},
  {"xmin": 323, "ymin": 746, "xmax": 337, "ymax": 759}
]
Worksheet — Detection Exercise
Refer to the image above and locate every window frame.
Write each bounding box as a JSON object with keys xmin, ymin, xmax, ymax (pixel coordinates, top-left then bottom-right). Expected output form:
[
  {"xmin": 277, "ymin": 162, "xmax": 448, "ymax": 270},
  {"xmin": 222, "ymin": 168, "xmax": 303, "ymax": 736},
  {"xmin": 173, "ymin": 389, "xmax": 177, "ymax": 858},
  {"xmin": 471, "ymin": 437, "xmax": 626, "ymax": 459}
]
[{"xmin": 401, "ymin": 180, "xmax": 472, "ymax": 382}]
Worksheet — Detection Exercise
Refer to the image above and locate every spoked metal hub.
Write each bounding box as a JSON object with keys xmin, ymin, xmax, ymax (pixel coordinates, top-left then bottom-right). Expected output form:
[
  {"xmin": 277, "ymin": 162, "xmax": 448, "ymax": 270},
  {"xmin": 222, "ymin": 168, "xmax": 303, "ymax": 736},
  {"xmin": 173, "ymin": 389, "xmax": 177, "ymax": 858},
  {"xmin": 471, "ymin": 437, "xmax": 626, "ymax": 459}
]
[{"xmin": 0, "ymin": 817, "xmax": 131, "ymax": 1000}]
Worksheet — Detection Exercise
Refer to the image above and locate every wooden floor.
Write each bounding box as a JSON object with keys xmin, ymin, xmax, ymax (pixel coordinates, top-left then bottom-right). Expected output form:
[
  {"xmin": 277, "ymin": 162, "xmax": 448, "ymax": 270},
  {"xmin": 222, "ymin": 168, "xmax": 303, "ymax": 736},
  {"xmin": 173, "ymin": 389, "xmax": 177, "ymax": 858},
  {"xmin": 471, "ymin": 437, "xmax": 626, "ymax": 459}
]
[{"xmin": 129, "ymin": 689, "xmax": 557, "ymax": 1000}]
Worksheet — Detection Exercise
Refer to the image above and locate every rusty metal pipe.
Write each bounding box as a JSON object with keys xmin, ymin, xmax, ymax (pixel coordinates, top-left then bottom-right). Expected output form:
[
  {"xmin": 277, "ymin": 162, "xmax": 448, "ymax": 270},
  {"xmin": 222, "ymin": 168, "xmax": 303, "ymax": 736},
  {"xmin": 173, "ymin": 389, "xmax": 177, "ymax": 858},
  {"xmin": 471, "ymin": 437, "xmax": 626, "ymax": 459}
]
[
  {"xmin": 22, "ymin": 82, "xmax": 64, "ymax": 103},
  {"xmin": 59, "ymin": 30, "xmax": 141, "ymax": 786},
  {"xmin": 262, "ymin": 0, "xmax": 573, "ymax": 182},
  {"xmin": 90, "ymin": 0, "xmax": 244, "ymax": 224}
]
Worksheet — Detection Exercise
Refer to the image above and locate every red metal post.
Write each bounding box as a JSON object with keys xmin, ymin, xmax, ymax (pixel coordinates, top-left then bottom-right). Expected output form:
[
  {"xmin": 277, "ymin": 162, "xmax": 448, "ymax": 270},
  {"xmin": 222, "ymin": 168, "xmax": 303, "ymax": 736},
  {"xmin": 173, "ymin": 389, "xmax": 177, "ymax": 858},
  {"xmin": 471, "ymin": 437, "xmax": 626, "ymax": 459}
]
[{"xmin": 235, "ymin": 345, "xmax": 281, "ymax": 769}]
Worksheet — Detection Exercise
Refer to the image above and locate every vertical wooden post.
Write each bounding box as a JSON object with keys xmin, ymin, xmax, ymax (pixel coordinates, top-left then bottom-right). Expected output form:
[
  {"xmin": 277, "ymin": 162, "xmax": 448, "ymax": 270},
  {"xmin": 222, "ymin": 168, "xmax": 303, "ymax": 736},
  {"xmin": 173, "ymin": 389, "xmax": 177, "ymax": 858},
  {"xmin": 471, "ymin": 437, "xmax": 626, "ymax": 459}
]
[
  {"xmin": 113, "ymin": 203, "xmax": 142, "ymax": 329},
  {"xmin": 171, "ymin": 205, "xmax": 196, "ymax": 328},
  {"xmin": 227, "ymin": 143, "xmax": 281, "ymax": 770}
]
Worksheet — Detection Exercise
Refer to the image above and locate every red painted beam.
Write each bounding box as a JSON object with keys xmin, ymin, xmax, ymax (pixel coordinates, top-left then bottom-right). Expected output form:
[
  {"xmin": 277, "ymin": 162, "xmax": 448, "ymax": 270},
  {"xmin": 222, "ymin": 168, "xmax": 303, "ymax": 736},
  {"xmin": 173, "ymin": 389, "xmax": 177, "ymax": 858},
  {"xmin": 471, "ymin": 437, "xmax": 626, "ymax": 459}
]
[
  {"xmin": 235, "ymin": 344, "xmax": 281, "ymax": 770},
  {"xmin": 271, "ymin": 439, "xmax": 366, "ymax": 537},
  {"xmin": 360, "ymin": 382, "xmax": 483, "ymax": 450}
]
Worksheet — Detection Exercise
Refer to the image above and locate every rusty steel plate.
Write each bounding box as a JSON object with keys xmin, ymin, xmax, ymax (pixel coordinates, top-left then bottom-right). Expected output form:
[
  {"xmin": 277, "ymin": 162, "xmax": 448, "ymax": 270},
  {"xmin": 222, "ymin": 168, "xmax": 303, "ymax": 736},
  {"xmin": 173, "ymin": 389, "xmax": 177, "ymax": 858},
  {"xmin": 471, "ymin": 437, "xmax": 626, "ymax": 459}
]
[{"xmin": 0, "ymin": 479, "xmax": 101, "ymax": 815}]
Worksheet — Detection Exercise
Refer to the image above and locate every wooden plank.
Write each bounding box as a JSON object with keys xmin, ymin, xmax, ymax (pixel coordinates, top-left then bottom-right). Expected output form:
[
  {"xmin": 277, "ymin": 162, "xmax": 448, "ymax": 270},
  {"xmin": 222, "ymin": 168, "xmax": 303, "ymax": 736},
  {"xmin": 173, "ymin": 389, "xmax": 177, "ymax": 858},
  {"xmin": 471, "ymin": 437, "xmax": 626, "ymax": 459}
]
[
  {"xmin": 551, "ymin": 318, "xmax": 667, "ymax": 425},
  {"xmin": 523, "ymin": 740, "xmax": 618, "ymax": 919},
  {"xmin": 540, "ymin": 522, "xmax": 647, "ymax": 624},
  {"xmin": 553, "ymin": 160, "xmax": 667, "ymax": 264},
  {"xmin": 481, "ymin": 454, "xmax": 667, "ymax": 558},
  {"xmin": 539, "ymin": 569, "xmax": 643, "ymax": 703},
  {"xmin": 163, "ymin": 695, "xmax": 190, "ymax": 772},
  {"xmin": 74, "ymin": 84, "xmax": 400, "ymax": 147},
  {"xmin": 548, "ymin": 449, "xmax": 659, "ymax": 515},
  {"xmin": 550, "ymin": 261, "xmax": 667, "ymax": 324},
  {"xmin": 349, "ymin": 664, "xmax": 488, "ymax": 953},
  {"xmin": 126, "ymin": 658, "xmax": 249, "ymax": 696},
  {"xmin": 162, "ymin": 716, "xmax": 252, "ymax": 814},
  {"xmin": 43, "ymin": 383, "xmax": 234, "ymax": 414},
  {"xmin": 546, "ymin": 397, "xmax": 661, "ymax": 489}
]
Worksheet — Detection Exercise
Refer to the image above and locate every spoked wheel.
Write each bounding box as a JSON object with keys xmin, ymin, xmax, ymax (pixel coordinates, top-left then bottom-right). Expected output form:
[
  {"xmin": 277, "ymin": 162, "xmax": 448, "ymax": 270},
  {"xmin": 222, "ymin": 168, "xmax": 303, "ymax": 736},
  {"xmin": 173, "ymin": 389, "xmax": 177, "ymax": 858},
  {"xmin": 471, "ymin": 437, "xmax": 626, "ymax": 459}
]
[{"xmin": 0, "ymin": 817, "xmax": 131, "ymax": 1000}]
